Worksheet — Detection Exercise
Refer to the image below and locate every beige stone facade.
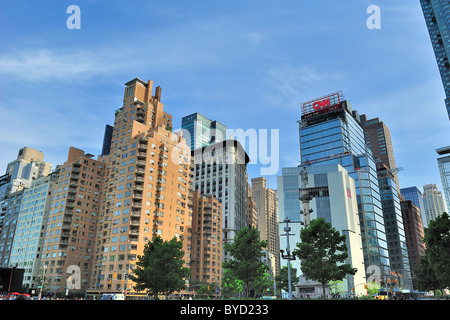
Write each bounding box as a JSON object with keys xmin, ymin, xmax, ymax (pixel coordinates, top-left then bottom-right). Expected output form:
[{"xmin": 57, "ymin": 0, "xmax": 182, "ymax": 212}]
[
  {"xmin": 40, "ymin": 147, "xmax": 105, "ymax": 293},
  {"xmin": 190, "ymin": 190, "xmax": 222, "ymax": 285},
  {"xmin": 92, "ymin": 78, "xmax": 192, "ymax": 294}
]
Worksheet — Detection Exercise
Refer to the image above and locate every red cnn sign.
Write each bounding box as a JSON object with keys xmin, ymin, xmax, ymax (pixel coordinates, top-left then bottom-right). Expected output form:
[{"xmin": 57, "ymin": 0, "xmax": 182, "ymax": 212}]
[
  {"xmin": 312, "ymin": 98, "xmax": 331, "ymax": 111},
  {"xmin": 301, "ymin": 91, "xmax": 343, "ymax": 116}
]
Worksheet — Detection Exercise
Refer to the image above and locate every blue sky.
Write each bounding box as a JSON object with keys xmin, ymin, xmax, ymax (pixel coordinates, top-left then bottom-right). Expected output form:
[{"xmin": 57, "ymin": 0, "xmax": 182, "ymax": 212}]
[{"xmin": 0, "ymin": 0, "xmax": 448, "ymax": 200}]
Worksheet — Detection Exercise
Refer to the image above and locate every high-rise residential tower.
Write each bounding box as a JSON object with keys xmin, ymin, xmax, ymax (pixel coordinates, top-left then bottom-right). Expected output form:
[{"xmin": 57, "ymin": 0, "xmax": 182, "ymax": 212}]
[
  {"xmin": 189, "ymin": 190, "xmax": 222, "ymax": 285},
  {"xmin": 93, "ymin": 78, "xmax": 192, "ymax": 294},
  {"xmin": 40, "ymin": 147, "xmax": 106, "ymax": 294},
  {"xmin": 0, "ymin": 189, "xmax": 24, "ymax": 266},
  {"xmin": 420, "ymin": 0, "xmax": 450, "ymax": 120},
  {"xmin": 422, "ymin": 183, "xmax": 446, "ymax": 223},
  {"xmin": 9, "ymin": 173, "xmax": 57, "ymax": 289},
  {"xmin": 182, "ymin": 113, "xmax": 227, "ymax": 151},
  {"xmin": 298, "ymin": 91, "xmax": 390, "ymax": 279},
  {"xmin": 251, "ymin": 177, "xmax": 280, "ymax": 276},
  {"xmin": 3, "ymin": 147, "xmax": 52, "ymax": 196}
]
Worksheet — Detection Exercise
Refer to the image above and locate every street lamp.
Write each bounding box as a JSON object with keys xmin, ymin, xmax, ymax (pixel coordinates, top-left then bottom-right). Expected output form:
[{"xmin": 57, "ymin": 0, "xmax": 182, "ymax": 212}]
[
  {"xmin": 280, "ymin": 218, "xmax": 303, "ymax": 300},
  {"xmin": 38, "ymin": 265, "xmax": 47, "ymax": 300}
]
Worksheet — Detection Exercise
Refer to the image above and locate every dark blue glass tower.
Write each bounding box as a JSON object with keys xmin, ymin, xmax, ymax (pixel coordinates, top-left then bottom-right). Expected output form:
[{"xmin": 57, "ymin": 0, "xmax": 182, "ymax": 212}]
[{"xmin": 420, "ymin": 0, "xmax": 450, "ymax": 120}]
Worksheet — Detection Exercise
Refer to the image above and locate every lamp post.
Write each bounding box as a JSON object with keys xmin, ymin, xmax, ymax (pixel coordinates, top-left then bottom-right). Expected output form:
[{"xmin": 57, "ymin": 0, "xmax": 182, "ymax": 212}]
[
  {"xmin": 280, "ymin": 218, "xmax": 303, "ymax": 300},
  {"xmin": 38, "ymin": 265, "xmax": 47, "ymax": 300}
]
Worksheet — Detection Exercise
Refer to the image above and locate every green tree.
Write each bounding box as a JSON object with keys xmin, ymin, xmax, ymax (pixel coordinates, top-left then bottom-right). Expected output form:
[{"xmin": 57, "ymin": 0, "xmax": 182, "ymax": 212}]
[
  {"xmin": 251, "ymin": 265, "xmax": 274, "ymax": 297},
  {"xmin": 221, "ymin": 269, "xmax": 244, "ymax": 298},
  {"xmin": 222, "ymin": 226, "xmax": 268, "ymax": 298},
  {"xmin": 416, "ymin": 212, "xmax": 450, "ymax": 291},
  {"xmin": 293, "ymin": 218, "xmax": 357, "ymax": 297},
  {"xmin": 196, "ymin": 282, "xmax": 219, "ymax": 298},
  {"xmin": 414, "ymin": 254, "xmax": 440, "ymax": 293},
  {"xmin": 129, "ymin": 236, "xmax": 190, "ymax": 299},
  {"xmin": 275, "ymin": 264, "xmax": 299, "ymax": 295}
]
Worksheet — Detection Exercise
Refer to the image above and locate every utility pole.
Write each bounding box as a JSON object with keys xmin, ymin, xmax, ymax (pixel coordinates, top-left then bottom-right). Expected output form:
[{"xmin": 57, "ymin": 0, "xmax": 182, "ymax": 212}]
[
  {"xmin": 38, "ymin": 265, "xmax": 47, "ymax": 300},
  {"xmin": 280, "ymin": 218, "xmax": 303, "ymax": 300}
]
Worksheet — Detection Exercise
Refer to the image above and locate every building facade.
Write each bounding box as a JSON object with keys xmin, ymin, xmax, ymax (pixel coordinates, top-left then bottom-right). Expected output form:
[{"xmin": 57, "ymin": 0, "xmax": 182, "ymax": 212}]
[
  {"xmin": 360, "ymin": 115, "xmax": 400, "ymax": 193},
  {"xmin": 9, "ymin": 174, "xmax": 57, "ymax": 289},
  {"xmin": 92, "ymin": 78, "xmax": 192, "ymax": 294},
  {"xmin": 182, "ymin": 113, "xmax": 227, "ymax": 151},
  {"xmin": 0, "ymin": 190, "xmax": 24, "ymax": 266},
  {"xmin": 400, "ymin": 200, "xmax": 426, "ymax": 279},
  {"xmin": 422, "ymin": 183, "xmax": 446, "ymax": 223},
  {"xmin": 277, "ymin": 164, "xmax": 367, "ymax": 296},
  {"xmin": 436, "ymin": 146, "xmax": 450, "ymax": 211},
  {"xmin": 400, "ymin": 186, "xmax": 428, "ymax": 229},
  {"xmin": 376, "ymin": 163, "xmax": 413, "ymax": 290},
  {"xmin": 190, "ymin": 139, "xmax": 249, "ymax": 260},
  {"xmin": 298, "ymin": 91, "xmax": 390, "ymax": 280},
  {"xmin": 246, "ymin": 180, "xmax": 258, "ymax": 229},
  {"xmin": 0, "ymin": 147, "xmax": 51, "ymax": 213},
  {"xmin": 251, "ymin": 177, "xmax": 280, "ymax": 276},
  {"xmin": 420, "ymin": 0, "xmax": 450, "ymax": 120},
  {"xmin": 40, "ymin": 147, "xmax": 106, "ymax": 294},
  {"xmin": 190, "ymin": 190, "xmax": 222, "ymax": 285}
]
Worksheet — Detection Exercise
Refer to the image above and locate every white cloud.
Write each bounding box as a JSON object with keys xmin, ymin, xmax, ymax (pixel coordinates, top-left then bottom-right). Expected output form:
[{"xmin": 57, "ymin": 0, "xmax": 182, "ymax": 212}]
[
  {"xmin": 263, "ymin": 64, "xmax": 344, "ymax": 111},
  {"xmin": 0, "ymin": 48, "xmax": 123, "ymax": 82}
]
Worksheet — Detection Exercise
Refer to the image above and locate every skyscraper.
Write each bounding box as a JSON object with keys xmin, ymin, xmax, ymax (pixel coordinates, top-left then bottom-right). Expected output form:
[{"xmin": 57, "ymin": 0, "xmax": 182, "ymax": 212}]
[
  {"xmin": 9, "ymin": 173, "xmax": 57, "ymax": 289},
  {"xmin": 190, "ymin": 139, "xmax": 249, "ymax": 260},
  {"xmin": 251, "ymin": 177, "xmax": 280, "ymax": 276},
  {"xmin": 101, "ymin": 124, "xmax": 113, "ymax": 156},
  {"xmin": 181, "ymin": 113, "xmax": 227, "ymax": 151},
  {"xmin": 401, "ymin": 186, "xmax": 428, "ymax": 228},
  {"xmin": 40, "ymin": 147, "xmax": 106, "ymax": 294},
  {"xmin": 246, "ymin": 180, "xmax": 258, "ymax": 229},
  {"xmin": 93, "ymin": 78, "xmax": 192, "ymax": 294},
  {"xmin": 436, "ymin": 146, "xmax": 450, "ymax": 211},
  {"xmin": 189, "ymin": 190, "xmax": 222, "ymax": 285},
  {"xmin": 360, "ymin": 115, "xmax": 401, "ymax": 193},
  {"xmin": 376, "ymin": 163, "xmax": 413, "ymax": 290},
  {"xmin": 277, "ymin": 164, "xmax": 367, "ymax": 296},
  {"xmin": 400, "ymin": 200, "xmax": 426, "ymax": 277},
  {"xmin": 298, "ymin": 91, "xmax": 390, "ymax": 279},
  {"xmin": 419, "ymin": 0, "xmax": 450, "ymax": 120},
  {"xmin": 4, "ymin": 147, "xmax": 52, "ymax": 195},
  {"xmin": 423, "ymin": 183, "xmax": 446, "ymax": 223}
]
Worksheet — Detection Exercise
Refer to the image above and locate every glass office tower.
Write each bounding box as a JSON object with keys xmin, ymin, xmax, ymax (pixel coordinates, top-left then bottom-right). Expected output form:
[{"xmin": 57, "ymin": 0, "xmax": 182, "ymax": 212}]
[
  {"xmin": 420, "ymin": 0, "xmax": 450, "ymax": 120},
  {"xmin": 299, "ymin": 92, "xmax": 390, "ymax": 278},
  {"xmin": 181, "ymin": 113, "xmax": 227, "ymax": 151},
  {"xmin": 376, "ymin": 163, "xmax": 413, "ymax": 290}
]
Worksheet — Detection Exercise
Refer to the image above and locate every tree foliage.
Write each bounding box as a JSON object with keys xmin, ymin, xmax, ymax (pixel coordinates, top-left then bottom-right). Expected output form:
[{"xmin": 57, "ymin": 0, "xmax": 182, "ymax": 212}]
[
  {"xmin": 275, "ymin": 264, "xmax": 299, "ymax": 294},
  {"xmin": 222, "ymin": 226, "xmax": 268, "ymax": 297},
  {"xmin": 415, "ymin": 212, "xmax": 450, "ymax": 291},
  {"xmin": 293, "ymin": 218, "xmax": 357, "ymax": 297},
  {"xmin": 221, "ymin": 269, "xmax": 244, "ymax": 298},
  {"xmin": 251, "ymin": 265, "xmax": 274, "ymax": 297},
  {"xmin": 129, "ymin": 236, "xmax": 190, "ymax": 299}
]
